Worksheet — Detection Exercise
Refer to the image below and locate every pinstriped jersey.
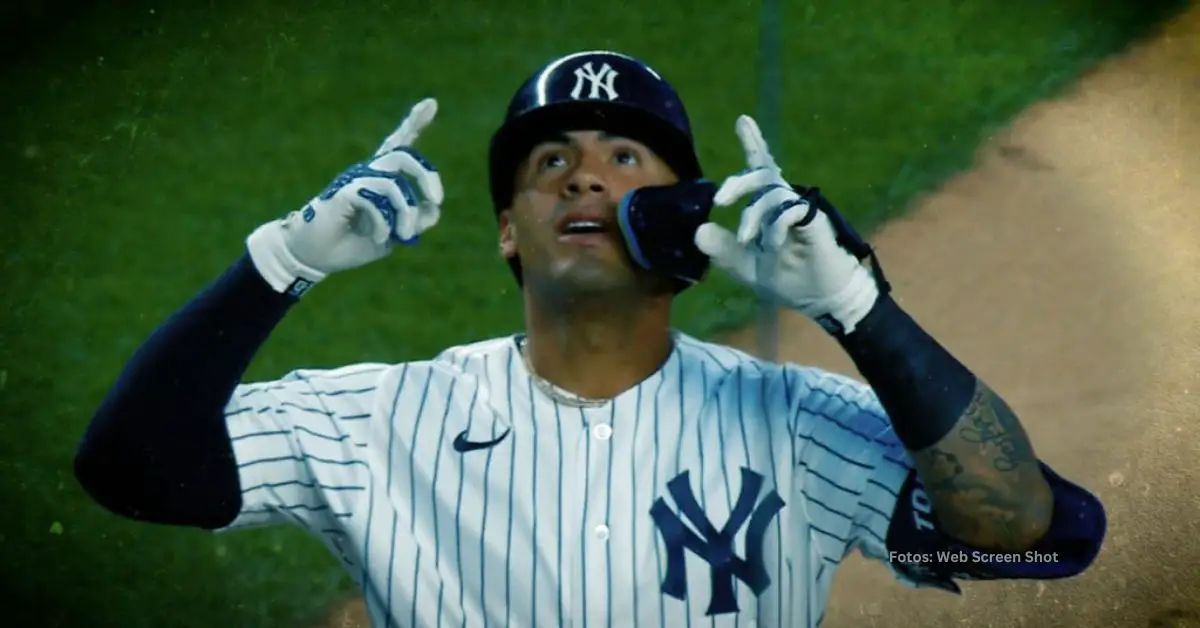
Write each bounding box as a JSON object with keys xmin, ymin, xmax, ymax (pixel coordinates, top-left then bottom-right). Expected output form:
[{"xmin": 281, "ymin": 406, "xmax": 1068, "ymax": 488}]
[{"xmin": 217, "ymin": 333, "xmax": 923, "ymax": 627}]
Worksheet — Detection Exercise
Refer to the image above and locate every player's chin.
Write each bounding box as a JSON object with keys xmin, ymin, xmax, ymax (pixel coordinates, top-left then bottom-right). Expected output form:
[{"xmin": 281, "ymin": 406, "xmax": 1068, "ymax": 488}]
[
  {"xmin": 554, "ymin": 234, "xmax": 627, "ymax": 264},
  {"xmin": 555, "ymin": 231, "xmax": 622, "ymax": 250},
  {"xmin": 551, "ymin": 256, "xmax": 637, "ymax": 291}
]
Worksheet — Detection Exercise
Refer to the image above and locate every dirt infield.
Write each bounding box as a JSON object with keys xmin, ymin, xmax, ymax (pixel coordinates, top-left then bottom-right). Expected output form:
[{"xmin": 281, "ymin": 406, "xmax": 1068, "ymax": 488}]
[
  {"xmin": 317, "ymin": 7, "xmax": 1199, "ymax": 626},
  {"xmin": 728, "ymin": 7, "xmax": 1200, "ymax": 626}
]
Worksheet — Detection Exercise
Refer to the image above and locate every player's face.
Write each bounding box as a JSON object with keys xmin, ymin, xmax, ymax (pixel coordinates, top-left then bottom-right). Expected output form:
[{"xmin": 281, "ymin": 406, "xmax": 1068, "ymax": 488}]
[{"xmin": 500, "ymin": 131, "xmax": 679, "ymax": 295}]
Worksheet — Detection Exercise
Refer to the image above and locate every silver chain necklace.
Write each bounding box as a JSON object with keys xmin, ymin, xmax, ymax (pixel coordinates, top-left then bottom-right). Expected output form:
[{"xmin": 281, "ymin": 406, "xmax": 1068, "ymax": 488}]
[{"xmin": 517, "ymin": 336, "xmax": 612, "ymax": 408}]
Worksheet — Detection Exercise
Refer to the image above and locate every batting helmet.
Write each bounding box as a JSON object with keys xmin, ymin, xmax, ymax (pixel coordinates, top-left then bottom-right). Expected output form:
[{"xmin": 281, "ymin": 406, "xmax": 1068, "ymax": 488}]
[{"xmin": 487, "ymin": 50, "xmax": 705, "ymax": 288}]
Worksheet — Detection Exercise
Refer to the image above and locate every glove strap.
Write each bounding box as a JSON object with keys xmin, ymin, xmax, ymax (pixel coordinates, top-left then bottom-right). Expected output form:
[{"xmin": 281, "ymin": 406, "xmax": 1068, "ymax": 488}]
[
  {"xmin": 795, "ymin": 185, "xmax": 892, "ymax": 296},
  {"xmin": 246, "ymin": 221, "xmax": 327, "ymax": 298},
  {"xmin": 790, "ymin": 185, "xmax": 892, "ymax": 336}
]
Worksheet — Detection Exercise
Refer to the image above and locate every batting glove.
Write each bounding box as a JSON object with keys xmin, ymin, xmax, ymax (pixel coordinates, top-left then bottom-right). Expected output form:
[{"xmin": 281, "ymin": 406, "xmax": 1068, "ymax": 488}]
[
  {"xmin": 694, "ymin": 115, "xmax": 880, "ymax": 334},
  {"xmin": 247, "ymin": 98, "xmax": 445, "ymax": 297}
]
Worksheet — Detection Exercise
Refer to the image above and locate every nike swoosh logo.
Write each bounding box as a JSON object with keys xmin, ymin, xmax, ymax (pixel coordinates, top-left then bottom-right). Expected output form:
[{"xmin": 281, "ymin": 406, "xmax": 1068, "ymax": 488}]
[{"xmin": 452, "ymin": 428, "xmax": 511, "ymax": 453}]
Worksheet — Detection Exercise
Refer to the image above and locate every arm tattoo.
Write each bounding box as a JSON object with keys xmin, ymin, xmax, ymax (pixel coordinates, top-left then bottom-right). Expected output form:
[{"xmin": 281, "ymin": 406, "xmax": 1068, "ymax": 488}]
[
  {"xmin": 956, "ymin": 384, "xmax": 1037, "ymax": 472},
  {"xmin": 911, "ymin": 379, "xmax": 1054, "ymax": 551},
  {"xmin": 832, "ymin": 295, "xmax": 1055, "ymax": 550}
]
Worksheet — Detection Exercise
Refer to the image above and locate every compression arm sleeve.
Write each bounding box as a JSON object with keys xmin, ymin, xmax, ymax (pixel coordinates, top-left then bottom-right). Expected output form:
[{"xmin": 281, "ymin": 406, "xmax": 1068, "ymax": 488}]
[{"xmin": 73, "ymin": 253, "xmax": 295, "ymax": 529}]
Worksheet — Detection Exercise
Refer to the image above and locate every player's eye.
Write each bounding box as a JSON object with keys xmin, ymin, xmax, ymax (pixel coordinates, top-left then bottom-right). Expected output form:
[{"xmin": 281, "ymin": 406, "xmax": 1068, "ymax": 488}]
[
  {"xmin": 612, "ymin": 148, "xmax": 640, "ymax": 166},
  {"xmin": 538, "ymin": 152, "xmax": 568, "ymax": 171}
]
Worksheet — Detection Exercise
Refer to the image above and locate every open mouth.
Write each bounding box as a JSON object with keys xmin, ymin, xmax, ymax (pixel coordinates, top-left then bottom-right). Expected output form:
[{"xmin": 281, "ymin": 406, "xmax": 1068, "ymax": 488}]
[
  {"xmin": 560, "ymin": 220, "xmax": 607, "ymax": 235},
  {"xmin": 555, "ymin": 207, "xmax": 617, "ymax": 244}
]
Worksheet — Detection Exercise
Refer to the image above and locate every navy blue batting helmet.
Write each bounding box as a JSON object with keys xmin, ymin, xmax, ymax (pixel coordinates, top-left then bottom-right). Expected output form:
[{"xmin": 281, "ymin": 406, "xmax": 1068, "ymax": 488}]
[{"xmin": 488, "ymin": 50, "xmax": 705, "ymax": 287}]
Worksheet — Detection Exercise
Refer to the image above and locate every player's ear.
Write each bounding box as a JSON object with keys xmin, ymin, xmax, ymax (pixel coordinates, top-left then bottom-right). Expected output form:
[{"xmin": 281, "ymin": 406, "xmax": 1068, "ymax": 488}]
[{"xmin": 498, "ymin": 210, "xmax": 518, "ymax": 259}]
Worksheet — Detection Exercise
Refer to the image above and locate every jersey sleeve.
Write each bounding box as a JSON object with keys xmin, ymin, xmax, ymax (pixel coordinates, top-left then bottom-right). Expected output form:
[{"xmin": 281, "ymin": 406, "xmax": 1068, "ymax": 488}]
[
  {"xmin": 787, "ymin": 368, "xmax": 915, "ymax": 580},
  {"xmin": 214, "ymin": 363, "xmax": 386, "ymax": 534},
  {"xmin": 788, "ymin": 367, "xmax": 1106, "ymax": 594}
]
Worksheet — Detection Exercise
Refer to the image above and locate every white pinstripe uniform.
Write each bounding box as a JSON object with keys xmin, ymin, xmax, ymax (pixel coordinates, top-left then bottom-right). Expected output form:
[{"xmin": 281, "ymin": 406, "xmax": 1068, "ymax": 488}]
[{"xmin": 218, "ymin": 333, "xmax": 926, "ymax": 627}]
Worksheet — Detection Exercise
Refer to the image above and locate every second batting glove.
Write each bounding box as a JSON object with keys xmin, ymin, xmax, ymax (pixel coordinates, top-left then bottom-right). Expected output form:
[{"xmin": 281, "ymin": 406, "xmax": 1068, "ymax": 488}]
[{"xmin": 694, "ymin": 115, "xmax": 881, "ymax": 334}]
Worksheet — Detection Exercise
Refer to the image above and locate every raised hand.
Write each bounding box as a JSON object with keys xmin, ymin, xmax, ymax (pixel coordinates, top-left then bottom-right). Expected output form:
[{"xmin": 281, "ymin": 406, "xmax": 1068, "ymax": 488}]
[
  {"xmin": 247, "ymin": 98, "xmax": 445, "ymax": 297},
  {"xmin": 694, "ymin": 115, "xmax": 880, "ymax": 334}
]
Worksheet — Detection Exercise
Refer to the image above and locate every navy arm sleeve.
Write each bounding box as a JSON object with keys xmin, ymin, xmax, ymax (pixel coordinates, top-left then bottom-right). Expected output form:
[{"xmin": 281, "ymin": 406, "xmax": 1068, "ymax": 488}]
[{"xmin": 73, "ymin": 254, "xmax": 296, "ymax": 529}]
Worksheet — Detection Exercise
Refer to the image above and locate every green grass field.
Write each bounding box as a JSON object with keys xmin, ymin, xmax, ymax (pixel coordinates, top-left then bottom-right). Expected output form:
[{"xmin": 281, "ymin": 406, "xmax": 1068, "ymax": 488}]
[{"xmin": 1, "ymin": 0, "xmax": 1186, "ymax": 625}]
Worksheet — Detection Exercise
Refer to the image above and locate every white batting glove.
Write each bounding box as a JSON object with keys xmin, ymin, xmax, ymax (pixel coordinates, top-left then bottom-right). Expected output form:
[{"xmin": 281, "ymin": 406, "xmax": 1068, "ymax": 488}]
[
  {"xmin": 694, "ymin": 115, "xmax": 880, "ymax": 334},
  {"xmin": 247, "ymin": 98, "xmax": 445, "ymax": 297}
]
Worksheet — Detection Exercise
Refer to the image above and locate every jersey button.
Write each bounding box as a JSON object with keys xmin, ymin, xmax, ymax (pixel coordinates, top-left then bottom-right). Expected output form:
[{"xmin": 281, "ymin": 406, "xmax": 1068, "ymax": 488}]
[
  {"xmin": 593, "ymin": 423, "xmax": 613, "ymax": 441},
  {"xmin": 594, "ymin": 524, "xmax": 610, "ymax": 541}
]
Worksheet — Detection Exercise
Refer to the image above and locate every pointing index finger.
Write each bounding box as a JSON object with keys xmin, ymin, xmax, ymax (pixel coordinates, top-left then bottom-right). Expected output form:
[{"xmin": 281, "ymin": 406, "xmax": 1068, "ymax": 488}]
[
  {"xmin": 735, "ymin": 115, "xmax": 778, "ymax": 171},
  {"xmin": 375, "ymin": 98, "xmax": 439, "ymax": 157}
]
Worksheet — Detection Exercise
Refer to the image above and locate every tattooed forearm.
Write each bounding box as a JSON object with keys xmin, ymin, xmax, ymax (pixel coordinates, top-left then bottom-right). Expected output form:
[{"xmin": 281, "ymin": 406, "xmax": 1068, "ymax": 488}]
[
  {"xmin": 832, "ymin": 296, "xmax": 1054, "ymax": 549},
  {"xmin": 911, "ymin": 379, "xmax": 1054, "ymax": 551}
]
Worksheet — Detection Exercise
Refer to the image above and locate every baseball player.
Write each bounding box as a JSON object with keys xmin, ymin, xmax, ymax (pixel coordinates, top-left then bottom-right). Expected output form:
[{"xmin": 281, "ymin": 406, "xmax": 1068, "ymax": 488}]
[{"xmin": 75, "ymin": 50, "xmax": 1106, "ymax": 627}]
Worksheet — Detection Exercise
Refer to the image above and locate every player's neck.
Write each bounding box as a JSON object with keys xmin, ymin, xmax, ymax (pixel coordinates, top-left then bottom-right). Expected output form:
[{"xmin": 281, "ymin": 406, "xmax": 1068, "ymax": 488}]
[{"xmin": 521, "ymin": 293, "xmax": 674, "ymax": 401}]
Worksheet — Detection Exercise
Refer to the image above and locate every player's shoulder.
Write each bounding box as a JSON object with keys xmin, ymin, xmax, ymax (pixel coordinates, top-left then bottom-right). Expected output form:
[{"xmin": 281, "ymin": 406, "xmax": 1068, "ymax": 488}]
[
  {"xmin": 672, "ymin": 332, "xmax": 790, "ymax": 387},
  {"xmin": 273, "ymin": 334, "xmax": 517, "ymax": 390},
  {"xmin": 345, "ymin": 335, "xmax": 521, "ymax": 393},
  {"xmin": 673, "ymin": 333, "xmax": 879, "ymax": 406},
  {"xmin": 276, "ymin": 362, "xmax": 394, "ymax": 388},
  {"xmin": 268, "ymin": 337, "xmax": 519, "ymax": 405},
  {"xmin": 790, "ymin": 366, "xmax": 885, "ymax": 425},
  {"xmin": 432, "ymin": 334, "xmax": 520, "ymax": 372},
  {"xmin": 675, "ymin": 333, "xmax": 766, "ymax": 369},
  {"xmin": 785, "ymin": 364, "xmax": 877, "ymax": 405}
]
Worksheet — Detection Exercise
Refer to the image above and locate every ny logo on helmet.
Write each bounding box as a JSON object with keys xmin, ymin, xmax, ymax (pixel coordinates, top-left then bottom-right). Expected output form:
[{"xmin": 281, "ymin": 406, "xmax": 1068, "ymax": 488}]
[{"xmin": 570, "ymin": 62, "xmax": 620, "ymax": 101}]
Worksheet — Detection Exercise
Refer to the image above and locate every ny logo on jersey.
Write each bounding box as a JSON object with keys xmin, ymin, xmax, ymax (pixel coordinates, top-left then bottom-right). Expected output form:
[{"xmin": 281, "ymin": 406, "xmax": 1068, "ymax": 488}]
[
  {"xmin": 650, "ymin": 467, "xmax": 785, "ymax": 616},
  {"xmin": 570, "ymin": 61, "xmax": 620, "ymax": 101}
]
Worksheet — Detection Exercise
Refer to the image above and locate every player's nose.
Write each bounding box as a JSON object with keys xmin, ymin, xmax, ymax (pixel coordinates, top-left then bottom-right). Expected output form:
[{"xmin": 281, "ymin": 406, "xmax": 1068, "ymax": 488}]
[{"xmin": 564, "ymin": 169, "xmax": 607, "ymax": 196}]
